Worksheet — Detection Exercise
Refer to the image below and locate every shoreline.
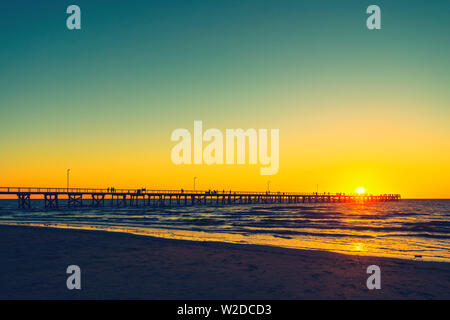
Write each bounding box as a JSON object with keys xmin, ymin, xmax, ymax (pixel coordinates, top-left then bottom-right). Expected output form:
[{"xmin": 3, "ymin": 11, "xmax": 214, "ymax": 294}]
[
  {"xmin": 0, "ymin": 221, "xmax": 448, "ymax": 263},
  {"xmin": 1, "ymin": 224, "xmax": 449, "ymax": 299}
]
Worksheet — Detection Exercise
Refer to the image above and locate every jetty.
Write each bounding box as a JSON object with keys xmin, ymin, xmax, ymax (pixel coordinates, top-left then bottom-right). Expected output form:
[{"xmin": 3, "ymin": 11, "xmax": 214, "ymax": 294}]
[{"xmin": 0, "ymin": 187, "xmax": 401, "ymax": 209}]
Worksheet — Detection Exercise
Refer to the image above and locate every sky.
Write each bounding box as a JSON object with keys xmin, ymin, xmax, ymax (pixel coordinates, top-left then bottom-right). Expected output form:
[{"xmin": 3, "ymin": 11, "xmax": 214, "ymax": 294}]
[{"xmin": 0, "ymin": 0, "xmax": 449, "ymax": 198}]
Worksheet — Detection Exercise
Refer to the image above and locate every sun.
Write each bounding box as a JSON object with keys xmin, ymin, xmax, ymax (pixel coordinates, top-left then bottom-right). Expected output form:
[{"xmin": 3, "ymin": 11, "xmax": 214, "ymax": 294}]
[{"xmin": 356, "ymin": 187, "xmax": 366, "ymax": 194}]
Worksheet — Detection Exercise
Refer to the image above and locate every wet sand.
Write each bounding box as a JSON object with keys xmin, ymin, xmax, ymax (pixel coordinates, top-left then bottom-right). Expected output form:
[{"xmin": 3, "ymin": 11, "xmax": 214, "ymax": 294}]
[{"xmin": 0, "ymin": 225, "xmax": 449, "ymax": 299}]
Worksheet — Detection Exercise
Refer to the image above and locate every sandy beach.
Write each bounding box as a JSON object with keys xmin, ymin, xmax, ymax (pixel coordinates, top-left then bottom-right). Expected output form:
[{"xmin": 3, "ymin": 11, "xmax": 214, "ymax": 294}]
[{"xmin": 0, "ymin": 224, "xmax": 449, "ymax": 299}]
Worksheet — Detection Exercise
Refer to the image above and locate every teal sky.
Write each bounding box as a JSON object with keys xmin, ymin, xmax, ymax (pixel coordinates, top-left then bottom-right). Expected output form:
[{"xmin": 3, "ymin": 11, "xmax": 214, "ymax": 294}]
[
  {"xmin": 1, "ymin": 1, "xmax": 449, "ymax": 130},
  {"xmin": 0, "ymin": 1, "xmax": 449, "ymax": 196}
]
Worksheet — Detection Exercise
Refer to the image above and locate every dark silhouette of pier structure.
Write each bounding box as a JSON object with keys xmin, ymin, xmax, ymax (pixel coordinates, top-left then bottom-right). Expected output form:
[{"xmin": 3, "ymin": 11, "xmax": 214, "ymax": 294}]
[{"xmin": 0, "ymin": 187, "xmax": 401, "ymax": 209}]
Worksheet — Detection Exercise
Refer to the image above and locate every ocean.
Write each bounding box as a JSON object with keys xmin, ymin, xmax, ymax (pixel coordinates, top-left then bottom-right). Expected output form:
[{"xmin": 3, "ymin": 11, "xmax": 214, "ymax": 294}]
[{"xmin": 0, "ymin": 199, "xmax": 449, "ymax": 262}]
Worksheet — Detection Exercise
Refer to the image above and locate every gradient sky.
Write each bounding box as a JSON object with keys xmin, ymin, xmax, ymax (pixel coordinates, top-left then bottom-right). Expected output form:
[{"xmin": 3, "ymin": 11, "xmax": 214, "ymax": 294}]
[{"xmin": 1, "ymin": 0, "xmax": 449, "ymax": 198}]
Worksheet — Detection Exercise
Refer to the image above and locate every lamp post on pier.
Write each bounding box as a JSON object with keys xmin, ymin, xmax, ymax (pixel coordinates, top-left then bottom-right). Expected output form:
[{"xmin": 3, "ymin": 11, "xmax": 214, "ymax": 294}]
[{"xmin": 67, "ymin": 169, "xmax": 71, "ymax": 191}]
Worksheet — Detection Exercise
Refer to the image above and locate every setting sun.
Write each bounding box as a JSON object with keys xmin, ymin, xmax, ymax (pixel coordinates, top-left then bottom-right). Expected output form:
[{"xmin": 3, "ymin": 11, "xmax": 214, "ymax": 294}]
[{"xmin": 356, "ymin": 187, "xmax": 366, "ymax": 194}]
